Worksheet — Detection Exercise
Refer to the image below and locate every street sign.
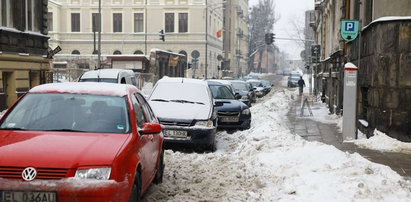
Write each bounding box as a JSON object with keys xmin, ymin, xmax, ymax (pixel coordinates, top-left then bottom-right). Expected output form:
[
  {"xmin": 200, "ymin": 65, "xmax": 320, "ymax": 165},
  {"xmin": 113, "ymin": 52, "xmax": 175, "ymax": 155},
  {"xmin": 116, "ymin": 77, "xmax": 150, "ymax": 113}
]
[
  {"xmin": 311, "ymin": 45, "xmax": 320, "ymax": 63},
  {"xmin": 47, "ymin": 46, "xmax": 62, "ymax": 58},
  {"xmin": 341, "ymin": 20, "xmax": 359, "ymax": 42},
  {"xmin": 191, "ymin": 50, "xmax": 200, "ymax": 59}
]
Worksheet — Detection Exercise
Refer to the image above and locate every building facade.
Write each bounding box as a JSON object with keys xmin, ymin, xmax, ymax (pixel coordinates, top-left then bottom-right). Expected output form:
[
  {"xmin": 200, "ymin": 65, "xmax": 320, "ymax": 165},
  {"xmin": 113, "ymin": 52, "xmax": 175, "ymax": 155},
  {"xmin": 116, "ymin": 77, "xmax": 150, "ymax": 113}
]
[
  {"xmin": 0, "ymin": 0, "xmax": 51, "ymax": 110},
  {"xmin": 48, "ymin": 0, "xmax": 224, "ymax": 79},
  {"xmin": 313, "ymin": 0, "xmax": 411, "ymax": 141},
  {"xmin": 222, "ymin": 0, "xmax": 249, "ymax": 78}
]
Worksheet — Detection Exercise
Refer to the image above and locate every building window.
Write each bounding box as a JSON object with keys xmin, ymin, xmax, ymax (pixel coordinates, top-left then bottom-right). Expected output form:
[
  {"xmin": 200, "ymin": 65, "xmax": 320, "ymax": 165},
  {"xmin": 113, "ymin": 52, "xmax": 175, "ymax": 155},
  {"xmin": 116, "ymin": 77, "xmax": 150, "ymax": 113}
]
[
  {"xmin": 165, "ymin": 13, "xmax": 174, "ymax": 33},
  {"xmin": 113, "ymin": 13, "xmax": 122, "ymax": 32},
  {"xmin": 71, "ymin": 13, "xmax": 80, "ymax": 32},
  {"xmin": 47, "ymin": 12, "xmax": 53, "ymax": 31},
  {"xmin": 178, "ymin": 13, "xmax": 188, "ymax": 33},
  {"xmin": 134, "ymin": 50, "xmax": 144, "ymax": 54},
  {"xmin": 113, "ymin": 50, "xmax": 122, "ymax": 55},
  {"xmin": 134, "ymin": 13, "xmax": 144, "ymax": 32},
  {"xmin": 1, "ymin": 0, "xmax": 13, "ymax": 27},
  {"xmin": 92, "ymin": 13, "xmax": 100, "ymax": 32},
  {"xmin": 72, "ymin": 50, "xmax": 80, "ymax": 54}
]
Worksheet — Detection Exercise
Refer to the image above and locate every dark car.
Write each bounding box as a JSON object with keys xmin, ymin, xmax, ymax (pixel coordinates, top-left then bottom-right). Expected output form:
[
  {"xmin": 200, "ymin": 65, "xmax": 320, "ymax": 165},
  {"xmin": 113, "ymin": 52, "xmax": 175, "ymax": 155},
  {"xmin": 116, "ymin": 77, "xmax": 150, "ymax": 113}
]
[
  {"xmin": 229, "ymin": 80, "xmax": 253, "ymax": 107},
  {"xmin": 208, "ymin": 81, "xmax": 251, "ymax": 130},
  {"xmin": 148, "ymin": 77, "xmax": 218, "ymax": 151},
  {"xmin": 261, "ymin": 80, "xmax": 273, "ymax": 94},
  {"xmin": 287, "ymin": 75, "xmax": 300, "ymax": 87}
]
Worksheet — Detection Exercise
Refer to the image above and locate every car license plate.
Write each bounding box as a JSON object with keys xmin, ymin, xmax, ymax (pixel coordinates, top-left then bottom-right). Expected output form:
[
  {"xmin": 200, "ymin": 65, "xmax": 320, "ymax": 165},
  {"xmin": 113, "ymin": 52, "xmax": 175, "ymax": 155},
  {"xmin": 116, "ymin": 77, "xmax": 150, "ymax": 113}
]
[
  {"xmin": 221, "ymin": 117, "xmax": 239, "ymax": 122},
  {"xmin": 1, "ymin": 191, "xmax": 56, "ymax": 202},
  {"xmin": 165, "ymin": 130, "xmax": 188, "ymax": 138}
]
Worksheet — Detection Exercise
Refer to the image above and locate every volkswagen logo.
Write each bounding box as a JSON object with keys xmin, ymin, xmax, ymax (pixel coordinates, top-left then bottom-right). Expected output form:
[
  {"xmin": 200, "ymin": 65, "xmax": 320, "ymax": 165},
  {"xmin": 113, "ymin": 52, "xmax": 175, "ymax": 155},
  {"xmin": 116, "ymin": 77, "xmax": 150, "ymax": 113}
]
[{"xmin": 22, "ymin": 167, "xmax": 37, "ymax": 181}]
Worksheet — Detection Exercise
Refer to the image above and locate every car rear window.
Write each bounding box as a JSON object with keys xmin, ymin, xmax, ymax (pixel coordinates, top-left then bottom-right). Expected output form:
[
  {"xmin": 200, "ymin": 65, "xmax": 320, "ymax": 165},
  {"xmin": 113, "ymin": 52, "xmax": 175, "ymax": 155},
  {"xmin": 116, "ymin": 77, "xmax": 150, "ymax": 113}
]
[
  {"xmin": 79, "ymin": 78, "xmax": 118, "ymax": 83},
  {"xmin": 0, "ymin": 93, "xmax": 130, "ymax": 133}
]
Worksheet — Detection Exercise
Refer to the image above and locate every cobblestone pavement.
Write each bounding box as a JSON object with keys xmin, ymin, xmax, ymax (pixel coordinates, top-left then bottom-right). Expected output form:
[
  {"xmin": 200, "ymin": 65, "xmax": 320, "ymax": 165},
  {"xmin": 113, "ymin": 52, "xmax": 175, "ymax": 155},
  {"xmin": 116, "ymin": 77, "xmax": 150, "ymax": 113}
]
[{"xmin": 287, "ymin": 93, "xmax": 411, "ymax": 179}]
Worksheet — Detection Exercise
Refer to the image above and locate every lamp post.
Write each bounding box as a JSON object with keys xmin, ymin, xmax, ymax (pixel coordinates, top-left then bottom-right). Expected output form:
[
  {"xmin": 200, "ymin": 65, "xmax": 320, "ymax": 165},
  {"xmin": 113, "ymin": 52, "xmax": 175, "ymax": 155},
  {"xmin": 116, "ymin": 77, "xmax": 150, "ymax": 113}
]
[
  {"xmin": 205, "ymin": 0, "xmax": 226, "ymax": 79},
  {"xmin": 97, "ymin": 0, "xmax": 101, "ymax": 69}
]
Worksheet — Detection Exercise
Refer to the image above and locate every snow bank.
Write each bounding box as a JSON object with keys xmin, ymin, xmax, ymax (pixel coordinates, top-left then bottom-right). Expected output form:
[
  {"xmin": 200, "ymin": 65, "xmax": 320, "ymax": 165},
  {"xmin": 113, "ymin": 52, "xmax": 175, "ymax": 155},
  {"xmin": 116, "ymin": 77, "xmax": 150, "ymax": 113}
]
[
  {"xmin": 353, "ymin": 129, "xmax": 411, "ymax": 154},
  {"xmin": 143, "ymin": 88, "xmax": 411, "ymax": 201}
]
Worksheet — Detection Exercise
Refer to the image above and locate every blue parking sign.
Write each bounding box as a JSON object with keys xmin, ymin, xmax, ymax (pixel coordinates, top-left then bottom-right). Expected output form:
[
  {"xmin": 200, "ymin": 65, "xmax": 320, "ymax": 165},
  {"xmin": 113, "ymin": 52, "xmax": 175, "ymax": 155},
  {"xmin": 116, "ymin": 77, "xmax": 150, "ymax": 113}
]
[{"xmin": 341, "ymin": 20, "xmax": 359, "ymax": 42}]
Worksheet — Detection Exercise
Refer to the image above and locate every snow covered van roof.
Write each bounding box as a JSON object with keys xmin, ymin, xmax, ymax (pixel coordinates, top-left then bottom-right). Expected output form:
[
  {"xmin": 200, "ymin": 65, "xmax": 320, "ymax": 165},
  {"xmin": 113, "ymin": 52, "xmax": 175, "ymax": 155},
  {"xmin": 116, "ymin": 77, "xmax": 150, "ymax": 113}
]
[
  {"xmin": 30, "ymin": 82, "xmax": 136, "ymax": 97},
  {"xmin": 80, "ymin": 69, "xmax": 134, "ymax": 79},
  {"xmin": 157, "ymin": 77, "xmax": 208, "ymax": 86}
]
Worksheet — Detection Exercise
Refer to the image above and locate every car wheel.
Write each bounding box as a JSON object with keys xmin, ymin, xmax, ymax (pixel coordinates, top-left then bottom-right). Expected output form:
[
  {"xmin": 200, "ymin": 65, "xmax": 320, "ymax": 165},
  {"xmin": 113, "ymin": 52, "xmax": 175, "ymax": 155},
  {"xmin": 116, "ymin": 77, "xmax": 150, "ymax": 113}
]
[
  {"xmin": 129, "ymin": 171, "xmax": 142, "ymax": 202},
  {"xmin": 153, "ymin": 150, "xmax": 164, "ymax": 184}
]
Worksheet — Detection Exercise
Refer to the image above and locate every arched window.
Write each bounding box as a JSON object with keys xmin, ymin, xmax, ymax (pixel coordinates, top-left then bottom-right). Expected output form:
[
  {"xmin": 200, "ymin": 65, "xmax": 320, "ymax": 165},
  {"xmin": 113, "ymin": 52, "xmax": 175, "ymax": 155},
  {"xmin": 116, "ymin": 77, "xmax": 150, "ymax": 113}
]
[
  {"xmin": 72, "ymin": 50, "xmax": 80, "ymax": 55},
  {"xmin": 113, "ymin": 50, "xmax": 122, "ymax": 55},
  {"xmin": 134, "ymin": 50, "xmax": 144, "ymax": 55},
  {"xmin": 179, "ymin": 51, "xmax": 187, "ymax": 57},
  {"xmin": 92, "ymin": 50, "xmax": 98, "ymax": 55}
]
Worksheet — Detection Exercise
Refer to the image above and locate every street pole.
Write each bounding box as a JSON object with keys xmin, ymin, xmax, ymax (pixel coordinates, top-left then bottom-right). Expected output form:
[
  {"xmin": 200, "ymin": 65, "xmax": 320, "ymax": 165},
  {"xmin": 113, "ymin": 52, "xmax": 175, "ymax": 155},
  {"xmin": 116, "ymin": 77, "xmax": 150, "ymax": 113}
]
[
  {"xmin": 97, "ymin": 0, "xmax": 101, "ymax": 69},
  {"xmin": 205, "ymin": 0, "xmax": 208, "ymax": 79},
  {"xmin": 145, "ymin": 0, "xmax": 147, "ymax": 54}
]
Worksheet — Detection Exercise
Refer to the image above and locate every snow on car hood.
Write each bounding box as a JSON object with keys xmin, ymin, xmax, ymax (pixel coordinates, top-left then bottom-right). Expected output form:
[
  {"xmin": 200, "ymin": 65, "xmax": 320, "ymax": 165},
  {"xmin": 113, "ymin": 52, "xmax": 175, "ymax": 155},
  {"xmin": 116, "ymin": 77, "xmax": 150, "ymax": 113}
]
[
  {"xmin": 149, "ymin": 101, "xmax": 211, "ymax": 120},
  {"xmin": 0, "ymin": 131, "xmax": 130, "ymax": 168}
]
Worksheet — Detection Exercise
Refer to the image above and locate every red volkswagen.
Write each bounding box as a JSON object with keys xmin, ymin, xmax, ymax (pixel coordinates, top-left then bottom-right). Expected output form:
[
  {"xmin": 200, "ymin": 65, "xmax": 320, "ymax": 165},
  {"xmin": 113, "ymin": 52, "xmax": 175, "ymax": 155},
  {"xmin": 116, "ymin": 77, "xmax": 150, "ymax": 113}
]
[{"xmin": 0, "ymin": 82, "xmax": 164, "ymax": 202}]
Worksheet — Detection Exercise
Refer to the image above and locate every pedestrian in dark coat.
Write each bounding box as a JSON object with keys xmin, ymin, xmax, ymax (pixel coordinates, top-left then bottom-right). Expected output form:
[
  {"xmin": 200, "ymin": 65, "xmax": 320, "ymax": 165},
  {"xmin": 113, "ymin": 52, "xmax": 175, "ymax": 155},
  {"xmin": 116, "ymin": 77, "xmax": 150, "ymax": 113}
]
[{"xmin": 298, "ymin": 76, "xmax": 305, "ymax": 95}]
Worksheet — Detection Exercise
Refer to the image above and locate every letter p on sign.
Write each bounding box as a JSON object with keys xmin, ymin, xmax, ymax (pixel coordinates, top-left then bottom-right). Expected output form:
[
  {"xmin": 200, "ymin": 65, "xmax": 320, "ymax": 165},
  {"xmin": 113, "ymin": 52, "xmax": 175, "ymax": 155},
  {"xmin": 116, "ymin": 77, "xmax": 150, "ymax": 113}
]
[{"xmin": 345, "ymin": 22, "xmax": 354, "ymax": 31}]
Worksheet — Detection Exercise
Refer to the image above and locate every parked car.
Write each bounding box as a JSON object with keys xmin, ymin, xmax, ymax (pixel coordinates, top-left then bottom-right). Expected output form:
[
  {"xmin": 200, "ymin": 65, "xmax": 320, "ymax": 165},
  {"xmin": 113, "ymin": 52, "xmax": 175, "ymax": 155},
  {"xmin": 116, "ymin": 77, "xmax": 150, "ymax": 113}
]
[
  {"xmin": 208, "ymin": 81, "xmax": 251, "ymax": 130},
  {"xmin": 261, "ymin": 80, "xmax": 273, "ymax": 94},
  {"xmin": 78, "ymin": 69, "xmax": 137, "ymax": 86},
  {"xmin": 246, "ymin": 79, "xmax": 265, "ymax": 98},
  {"xmin": 287, "ymin": 75, "xmax": 300, "ymax": 87},
  {"xmin": 208, "ymin": 79, "xmax": 235, "ymax": 94},
  {"xmin": 148, "ymin": 77, "xmax": 218, "ymax": 151},
  {"xmin": 229, "ymin": 80, "xmax": 253, "ymax": 107},
  {"xmin": 0, "ymin": 82, "xmax": 164, "ymax": 201}
]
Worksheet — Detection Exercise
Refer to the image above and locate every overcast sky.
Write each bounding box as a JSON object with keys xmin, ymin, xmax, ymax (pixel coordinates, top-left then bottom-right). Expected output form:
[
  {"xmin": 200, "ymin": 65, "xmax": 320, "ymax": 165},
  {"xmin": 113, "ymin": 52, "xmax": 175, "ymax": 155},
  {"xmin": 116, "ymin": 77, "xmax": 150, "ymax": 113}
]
[{"xmin": 249, "ymin": 0, "xmax": 314, "ymax": 60}]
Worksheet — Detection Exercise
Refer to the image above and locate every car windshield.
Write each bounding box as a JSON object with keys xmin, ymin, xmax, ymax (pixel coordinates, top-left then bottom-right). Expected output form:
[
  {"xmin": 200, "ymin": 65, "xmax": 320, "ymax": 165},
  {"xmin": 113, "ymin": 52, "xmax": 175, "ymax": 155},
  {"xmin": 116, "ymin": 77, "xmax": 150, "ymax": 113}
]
[
  {"xmin": 231, "ymin": 82, "xmax": 248, "ymax": 91},
  {"xmin": 209, "ymin": 85, "xmax": 235, "ymax": 100},
  {"xmin": 0, "ymin": 93, "xmax": 130, "ymax": 133},
  {"xmin": 290, "ymin": 76, "xmax": 300, "ymax": 81},
  {"xmin": 249, "ymin": 82, "xmax": 263, "ymax": 87},
  {"xmin": 79, "ymin": 78, "xmax": 118, "ymax": 83},
  {"xmin": 262, "ymin": 81, "xmax": 271, "ymax": 87},
  {"xmin": 150, "ymin": 82, "xmax": 210, "ymax": 105}
]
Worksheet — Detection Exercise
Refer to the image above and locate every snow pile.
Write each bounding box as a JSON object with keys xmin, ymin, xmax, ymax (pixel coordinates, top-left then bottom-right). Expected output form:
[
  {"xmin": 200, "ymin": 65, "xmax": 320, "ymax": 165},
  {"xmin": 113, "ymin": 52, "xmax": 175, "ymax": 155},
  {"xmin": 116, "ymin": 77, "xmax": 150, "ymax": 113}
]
[
  {"xmin": 353, "ymin": 129, "xmax": 411, "ymax": 154},
  {"xmin": 143, "ymin": 88, "xmax": 411, "ymax": 201}
]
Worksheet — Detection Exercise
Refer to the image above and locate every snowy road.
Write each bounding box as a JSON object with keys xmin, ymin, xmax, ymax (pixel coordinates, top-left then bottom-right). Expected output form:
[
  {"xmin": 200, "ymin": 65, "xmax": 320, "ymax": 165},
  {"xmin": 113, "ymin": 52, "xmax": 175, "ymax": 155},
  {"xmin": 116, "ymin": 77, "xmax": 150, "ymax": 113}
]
[{"xmin": 143, "ymin": 87, "xmax": 411, "ymax": 201}]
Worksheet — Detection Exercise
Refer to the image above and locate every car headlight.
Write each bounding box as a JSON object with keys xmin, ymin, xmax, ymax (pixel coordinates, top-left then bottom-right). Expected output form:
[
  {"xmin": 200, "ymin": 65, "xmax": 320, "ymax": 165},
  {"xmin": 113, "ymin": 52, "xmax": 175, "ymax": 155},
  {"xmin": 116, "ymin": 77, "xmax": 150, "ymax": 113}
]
[
  {"xmin": 195, "ymin": 120, "xmax": 213, "ymax": 127},
  {"xmin": 75, "ymin": 167, "xmax": 111, "ymax": 180},
  {"xmin": 242, "ymin": 109, "xmax": 250, "ymax": 115}
]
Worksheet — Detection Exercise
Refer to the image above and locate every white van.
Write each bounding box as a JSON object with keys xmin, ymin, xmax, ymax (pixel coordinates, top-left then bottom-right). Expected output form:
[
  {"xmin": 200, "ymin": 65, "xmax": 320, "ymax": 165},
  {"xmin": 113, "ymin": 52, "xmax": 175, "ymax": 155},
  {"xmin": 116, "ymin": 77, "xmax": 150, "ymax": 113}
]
[{"xmin": 78, "ymin": 69, "xmax": 137, "ymax": 86}]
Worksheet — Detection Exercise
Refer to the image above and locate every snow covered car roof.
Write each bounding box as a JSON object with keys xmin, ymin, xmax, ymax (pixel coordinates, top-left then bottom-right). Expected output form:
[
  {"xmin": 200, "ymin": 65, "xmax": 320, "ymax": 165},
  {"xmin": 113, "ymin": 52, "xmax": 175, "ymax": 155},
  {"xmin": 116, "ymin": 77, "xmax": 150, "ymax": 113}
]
[
  {"xmin": 29, "ymin": 82, "xmax": 137, "ymax": 97},
  {"xmin": 80, "ymin": 69, "xmax": 134, "ymax": 79}
]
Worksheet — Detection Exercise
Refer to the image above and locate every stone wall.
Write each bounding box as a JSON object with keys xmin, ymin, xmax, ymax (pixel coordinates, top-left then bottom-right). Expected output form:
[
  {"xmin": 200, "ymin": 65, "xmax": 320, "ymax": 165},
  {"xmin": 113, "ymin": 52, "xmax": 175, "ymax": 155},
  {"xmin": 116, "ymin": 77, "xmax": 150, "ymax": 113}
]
[{"xmin": 349, "ymin": 19, "xmax": 411, "ymax": 141}]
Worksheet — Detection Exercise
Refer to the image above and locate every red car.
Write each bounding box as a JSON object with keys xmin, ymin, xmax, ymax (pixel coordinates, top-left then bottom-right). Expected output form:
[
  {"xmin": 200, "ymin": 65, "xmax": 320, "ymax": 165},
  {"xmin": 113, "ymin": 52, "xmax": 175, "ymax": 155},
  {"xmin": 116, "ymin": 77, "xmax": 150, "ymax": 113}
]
[{"xmin": 0, "ymin": 82, "xmax": 164, "ymax": 202}]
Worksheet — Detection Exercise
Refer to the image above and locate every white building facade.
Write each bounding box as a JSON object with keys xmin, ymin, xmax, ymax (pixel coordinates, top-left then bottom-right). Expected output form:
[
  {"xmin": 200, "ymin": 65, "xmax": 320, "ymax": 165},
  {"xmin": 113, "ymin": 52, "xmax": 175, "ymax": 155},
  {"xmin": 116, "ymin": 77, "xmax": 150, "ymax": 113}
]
[{"xmin": 48, "ymin": 0, "xmax": 224, "ymax": 79}]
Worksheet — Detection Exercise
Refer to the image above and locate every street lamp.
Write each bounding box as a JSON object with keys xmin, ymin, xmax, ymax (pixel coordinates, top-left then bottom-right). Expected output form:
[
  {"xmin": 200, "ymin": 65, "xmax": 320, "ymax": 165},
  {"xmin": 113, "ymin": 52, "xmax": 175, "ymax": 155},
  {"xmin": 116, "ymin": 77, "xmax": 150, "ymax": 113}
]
[{"xmin": 205, "ymin": 0, "xmax": 226, "ymax": 79}]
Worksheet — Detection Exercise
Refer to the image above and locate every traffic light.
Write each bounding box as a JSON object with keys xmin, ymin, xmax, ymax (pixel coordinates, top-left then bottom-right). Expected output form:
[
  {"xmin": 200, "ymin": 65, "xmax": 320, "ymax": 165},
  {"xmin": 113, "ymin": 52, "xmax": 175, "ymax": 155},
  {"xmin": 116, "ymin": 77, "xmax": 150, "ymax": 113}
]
[
  {"xmin": 269, "ymin": 33, "xmax": 275, "ymax": 43},
  {"xmin": 265, "ymin": 33, "xmax": 271, "ymax": 45},
  {"xmin": 159, "ymin": 29, "xmax": 165, "ymax": 42},
  {"xmin": 265, "ymin": 33, "xmax": 275, "ymax": 45}
]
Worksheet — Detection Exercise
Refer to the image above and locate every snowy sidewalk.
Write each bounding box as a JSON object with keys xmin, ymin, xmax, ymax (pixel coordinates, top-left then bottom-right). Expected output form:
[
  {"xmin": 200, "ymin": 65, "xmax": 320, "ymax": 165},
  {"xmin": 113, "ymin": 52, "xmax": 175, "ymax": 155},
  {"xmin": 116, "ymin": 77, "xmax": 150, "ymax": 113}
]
[{"xmin": 288, "ymin": 94, "xmax": 411, "ymax": 179}]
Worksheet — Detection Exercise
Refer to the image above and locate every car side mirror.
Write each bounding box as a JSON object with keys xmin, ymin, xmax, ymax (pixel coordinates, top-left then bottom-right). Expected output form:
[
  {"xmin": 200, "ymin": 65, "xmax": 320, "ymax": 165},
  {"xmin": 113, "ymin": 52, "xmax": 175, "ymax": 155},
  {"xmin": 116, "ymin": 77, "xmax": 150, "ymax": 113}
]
[
  {"xmin": 140, "ymin": 123, "xmax": 162, "ymax": 135},
  {"xmin": 235, "ymin": 94, "xmax": 242, "ymax": 99}
]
